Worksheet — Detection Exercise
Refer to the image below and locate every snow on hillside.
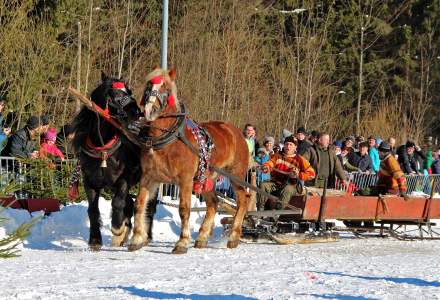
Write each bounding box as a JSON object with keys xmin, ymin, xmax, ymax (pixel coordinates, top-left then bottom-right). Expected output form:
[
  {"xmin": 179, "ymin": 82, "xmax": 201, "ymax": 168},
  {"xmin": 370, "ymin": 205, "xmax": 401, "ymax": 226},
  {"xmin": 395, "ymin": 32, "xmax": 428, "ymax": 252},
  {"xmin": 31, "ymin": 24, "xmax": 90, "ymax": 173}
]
[{"xmin": 1, "ymin": 197, "xmax": 440, "ymax": 299}]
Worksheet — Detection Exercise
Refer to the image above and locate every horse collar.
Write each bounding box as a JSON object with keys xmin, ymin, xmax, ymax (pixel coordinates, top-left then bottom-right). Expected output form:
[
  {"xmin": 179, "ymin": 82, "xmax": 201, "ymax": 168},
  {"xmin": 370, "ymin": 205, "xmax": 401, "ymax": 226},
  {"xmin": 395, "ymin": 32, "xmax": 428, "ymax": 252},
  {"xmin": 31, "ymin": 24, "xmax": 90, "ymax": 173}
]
[
  {"xmin": 85, "ymin": 134, "xmax": 120, "ymax": 151},
  {"xmin": 81, "ymin": 134, "xmax": 122, "ymax": 164}
]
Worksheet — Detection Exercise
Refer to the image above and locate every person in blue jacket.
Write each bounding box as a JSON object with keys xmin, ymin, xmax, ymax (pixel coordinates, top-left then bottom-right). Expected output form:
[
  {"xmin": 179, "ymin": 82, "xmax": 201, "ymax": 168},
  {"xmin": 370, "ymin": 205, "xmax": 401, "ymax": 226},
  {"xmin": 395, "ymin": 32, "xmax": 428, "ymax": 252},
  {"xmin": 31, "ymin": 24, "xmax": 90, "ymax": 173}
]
[{"xmin": 367, "ymin": 136, "xmax": 380, "ymax": 173}]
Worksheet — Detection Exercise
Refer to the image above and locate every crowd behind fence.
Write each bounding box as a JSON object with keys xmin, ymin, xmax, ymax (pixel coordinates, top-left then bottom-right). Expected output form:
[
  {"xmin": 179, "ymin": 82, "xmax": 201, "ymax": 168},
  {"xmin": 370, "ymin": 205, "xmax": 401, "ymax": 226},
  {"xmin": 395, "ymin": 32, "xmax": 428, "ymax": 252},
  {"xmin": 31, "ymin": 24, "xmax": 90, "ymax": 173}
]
[
  {"xmin": 158, "ymin": 172, "xmax": 440, "ymax": 201},
  {"xmin": 0, "ymin": 155, "xmax": 438, "ymax": 202}
]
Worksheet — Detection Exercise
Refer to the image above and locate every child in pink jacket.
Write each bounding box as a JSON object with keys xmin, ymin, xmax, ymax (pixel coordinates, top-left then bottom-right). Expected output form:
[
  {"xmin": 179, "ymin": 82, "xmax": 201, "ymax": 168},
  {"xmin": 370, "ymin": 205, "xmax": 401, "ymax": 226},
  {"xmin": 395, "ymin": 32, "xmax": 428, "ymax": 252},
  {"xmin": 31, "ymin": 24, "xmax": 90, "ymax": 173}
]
[{"xmin": 40, "ymin": 128, "xmax": 65, "ymax": 161}]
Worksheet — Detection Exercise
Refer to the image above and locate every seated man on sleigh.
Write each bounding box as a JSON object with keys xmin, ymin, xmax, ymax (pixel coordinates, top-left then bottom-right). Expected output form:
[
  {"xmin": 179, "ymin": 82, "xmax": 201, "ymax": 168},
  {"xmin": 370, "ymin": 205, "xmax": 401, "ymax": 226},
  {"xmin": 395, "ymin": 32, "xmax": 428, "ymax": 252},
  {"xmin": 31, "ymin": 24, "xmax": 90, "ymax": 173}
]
[{"xmin": 258, "ymin": 136, "xmax": 315, "ymax": 210}]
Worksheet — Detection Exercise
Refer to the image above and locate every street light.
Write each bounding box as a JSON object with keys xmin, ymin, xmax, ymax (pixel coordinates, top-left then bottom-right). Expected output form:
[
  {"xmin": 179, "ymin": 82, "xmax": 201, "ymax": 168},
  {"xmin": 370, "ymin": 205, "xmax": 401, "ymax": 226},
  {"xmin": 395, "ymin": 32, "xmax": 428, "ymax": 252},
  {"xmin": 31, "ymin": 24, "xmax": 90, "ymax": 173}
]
[{"xmin": 161, "ymin": 0, "xmax": 169, "ymax": 69}]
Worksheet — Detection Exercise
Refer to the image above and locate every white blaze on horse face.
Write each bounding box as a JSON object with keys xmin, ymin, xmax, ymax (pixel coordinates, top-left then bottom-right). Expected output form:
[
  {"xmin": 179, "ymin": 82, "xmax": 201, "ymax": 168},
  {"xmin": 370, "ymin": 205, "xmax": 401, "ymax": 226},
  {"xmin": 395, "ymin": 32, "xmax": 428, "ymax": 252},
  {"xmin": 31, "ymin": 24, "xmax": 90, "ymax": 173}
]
[{"xmin": 144, "ymin": 82, "xmax": 163, "ymax": 121}]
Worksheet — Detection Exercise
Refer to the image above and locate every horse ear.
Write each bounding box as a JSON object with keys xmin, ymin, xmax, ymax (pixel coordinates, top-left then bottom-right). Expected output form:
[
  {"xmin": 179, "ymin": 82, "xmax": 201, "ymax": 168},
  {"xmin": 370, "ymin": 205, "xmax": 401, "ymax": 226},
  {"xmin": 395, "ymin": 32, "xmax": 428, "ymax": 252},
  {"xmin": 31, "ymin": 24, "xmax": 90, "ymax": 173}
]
[
  {"xmin": 101, "ymin": 71, "xmax": 109, "ymax": 82},
  {"xmin": 169, "ymin": 68, "xmax": 176, "ymax": 81},
  {"xmin": 152, "ymin": 64, "xmax": 160, "ymax": 70}
]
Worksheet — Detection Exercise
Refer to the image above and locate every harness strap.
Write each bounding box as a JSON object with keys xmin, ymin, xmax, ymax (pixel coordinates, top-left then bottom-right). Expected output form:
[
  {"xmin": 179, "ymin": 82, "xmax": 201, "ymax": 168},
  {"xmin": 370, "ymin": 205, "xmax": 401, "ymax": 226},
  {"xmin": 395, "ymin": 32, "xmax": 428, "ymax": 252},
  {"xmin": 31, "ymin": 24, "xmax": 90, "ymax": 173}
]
[{"xmin": 81, "ymin": 134, "xmax": 122, "ymax": 159}]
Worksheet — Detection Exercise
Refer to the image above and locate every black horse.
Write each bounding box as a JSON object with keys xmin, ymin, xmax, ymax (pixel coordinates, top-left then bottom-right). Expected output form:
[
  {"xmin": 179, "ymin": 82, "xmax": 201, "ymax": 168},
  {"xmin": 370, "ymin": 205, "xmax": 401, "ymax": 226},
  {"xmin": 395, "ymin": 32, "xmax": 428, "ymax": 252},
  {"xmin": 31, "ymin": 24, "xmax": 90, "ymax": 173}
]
[{"xmin": 72, "ymin": 73, "xmax": 156, "ymax": 250}]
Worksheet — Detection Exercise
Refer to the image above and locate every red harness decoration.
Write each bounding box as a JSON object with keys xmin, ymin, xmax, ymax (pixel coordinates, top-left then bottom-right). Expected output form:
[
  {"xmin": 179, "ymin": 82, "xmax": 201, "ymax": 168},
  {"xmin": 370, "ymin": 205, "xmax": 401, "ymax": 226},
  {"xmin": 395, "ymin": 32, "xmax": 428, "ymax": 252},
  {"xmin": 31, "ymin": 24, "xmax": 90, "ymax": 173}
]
[
  {"xmin": 148, "ymin": 76, "xmax": 175, "ymax": 107},
  {"xmin": 85, "ymin": 134, "xmax": 120, "ymax": 168},
  {"xmin": 85, "ymin": 134, "xmax": 119, "ymax": 151},
  {"xmin": 112, "ymin": 81, "xmax": 125, "ymax": 89}
]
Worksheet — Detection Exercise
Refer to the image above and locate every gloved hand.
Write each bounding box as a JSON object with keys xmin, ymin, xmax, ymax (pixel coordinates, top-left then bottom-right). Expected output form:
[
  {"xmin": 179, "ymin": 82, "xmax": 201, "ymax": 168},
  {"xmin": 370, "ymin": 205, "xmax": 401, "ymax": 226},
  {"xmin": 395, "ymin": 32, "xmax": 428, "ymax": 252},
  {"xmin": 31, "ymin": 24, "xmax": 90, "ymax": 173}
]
[{"xmin": 127, "ymin": 120, "xmax": 142, "ymax": 135}]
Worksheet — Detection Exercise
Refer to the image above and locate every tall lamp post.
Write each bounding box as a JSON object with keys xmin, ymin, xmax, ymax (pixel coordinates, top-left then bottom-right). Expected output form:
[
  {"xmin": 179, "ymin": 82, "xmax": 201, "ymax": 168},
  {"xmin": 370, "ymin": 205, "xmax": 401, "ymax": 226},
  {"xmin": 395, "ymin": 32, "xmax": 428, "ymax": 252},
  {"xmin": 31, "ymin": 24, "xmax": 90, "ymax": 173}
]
[{"xmin": 160, "ymin": 0, "xmax": 169, "ymax": 69}]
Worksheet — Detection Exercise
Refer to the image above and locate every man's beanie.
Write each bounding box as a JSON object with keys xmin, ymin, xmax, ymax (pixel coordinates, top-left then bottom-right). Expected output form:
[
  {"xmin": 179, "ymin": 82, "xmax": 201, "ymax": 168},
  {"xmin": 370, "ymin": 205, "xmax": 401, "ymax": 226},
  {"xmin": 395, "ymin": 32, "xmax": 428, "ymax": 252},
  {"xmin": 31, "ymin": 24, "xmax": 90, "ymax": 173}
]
[
  {"xmin": 284, "ymin": 135, "xmax": 297, "ymax": 145},
  {"xmin": 296, "ymin": 126, "xmax": 307, "ymax": 134},
  {"xmin": 40, "ymin": 114, "xmax": 49, "ymax": 126},
  {"xmin": 378, "ymin": 141, "xmax": 391, "ymax": 152},
  {"xmin": 310, "ymin": 130, "xmax": 320, "ymax": 138},
  {"xmin": 406, "ymin": 141, "xmax": 416, "ymax": 148},
  {"xmin": 26, "ymin": 116, "xmax": 40, "ymax": 130},
  {"xmin": 345, "ymin": 136, "xmax": 355, "ymax": 142},
  {"xmin": 264, "ymin": 136, "xmax": 275, "ymax": 145}
]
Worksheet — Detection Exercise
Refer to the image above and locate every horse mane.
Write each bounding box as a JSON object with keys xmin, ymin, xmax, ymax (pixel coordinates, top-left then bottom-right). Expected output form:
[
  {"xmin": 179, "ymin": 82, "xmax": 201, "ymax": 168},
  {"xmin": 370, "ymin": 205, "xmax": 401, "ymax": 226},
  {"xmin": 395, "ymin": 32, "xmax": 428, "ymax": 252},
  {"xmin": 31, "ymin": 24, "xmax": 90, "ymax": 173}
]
[
  {"xmin": 71, "ymin": 106, "xmax": 97, "ymax": 153},
  {"xmin": 145, "ymin": 68, "xmax": 179, "ymax": 109}
]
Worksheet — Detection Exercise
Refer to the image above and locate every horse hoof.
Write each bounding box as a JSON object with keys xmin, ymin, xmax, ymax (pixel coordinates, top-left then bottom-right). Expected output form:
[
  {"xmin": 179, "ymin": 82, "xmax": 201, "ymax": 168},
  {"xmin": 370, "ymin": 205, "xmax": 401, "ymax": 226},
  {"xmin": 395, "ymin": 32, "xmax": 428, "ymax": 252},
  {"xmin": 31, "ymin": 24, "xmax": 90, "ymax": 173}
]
[
  {"xmin": 128, "ymin": 243, "xmax": 144, "ymax": 252},
  {"xmin": 172, "ymin": 246, "xmax": 188, "ymax": 254},
  {"xmin": 227, "ymin": 240, "xmax": 239, "ymax": 249},
  {"xmin": 194, "ymin": 240, "xmax": 208, "ymax": 248},
  {"xmin": 89, "ymin": 244, "xmax": 102, "ymax": 251}
]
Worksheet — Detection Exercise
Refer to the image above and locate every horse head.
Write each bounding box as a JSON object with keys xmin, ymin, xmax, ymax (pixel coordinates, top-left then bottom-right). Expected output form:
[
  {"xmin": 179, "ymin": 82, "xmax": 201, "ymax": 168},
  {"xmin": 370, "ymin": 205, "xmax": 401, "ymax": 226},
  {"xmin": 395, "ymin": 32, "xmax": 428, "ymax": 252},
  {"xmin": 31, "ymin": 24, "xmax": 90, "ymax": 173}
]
[
  {"xmin": 91, "ymin": 72, "xmax": 140, "ymax": 122},
  {"xmin": 140, "ymin": 68, "xmax": 179, "ymax": 122}
]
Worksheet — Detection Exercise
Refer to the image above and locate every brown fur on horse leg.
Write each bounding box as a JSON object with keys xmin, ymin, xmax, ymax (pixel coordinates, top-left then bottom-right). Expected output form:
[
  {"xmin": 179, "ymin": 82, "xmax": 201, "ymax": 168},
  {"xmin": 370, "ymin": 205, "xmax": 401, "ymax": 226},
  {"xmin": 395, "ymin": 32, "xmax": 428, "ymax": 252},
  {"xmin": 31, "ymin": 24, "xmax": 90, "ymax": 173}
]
[
  {"xmin": 227, "ymin": 186, "xmax": 248, "ymax": 249},
  {"xmin": 172, "ymin": 181, "xmax": 192, "ymax": 254},
  {"xmin": 128, "ymin": 185, "xmax": 150, "ymax": 251},
  {"xmin": 195, "ymin": 191, "xmax": 218, "ymax": 249}
]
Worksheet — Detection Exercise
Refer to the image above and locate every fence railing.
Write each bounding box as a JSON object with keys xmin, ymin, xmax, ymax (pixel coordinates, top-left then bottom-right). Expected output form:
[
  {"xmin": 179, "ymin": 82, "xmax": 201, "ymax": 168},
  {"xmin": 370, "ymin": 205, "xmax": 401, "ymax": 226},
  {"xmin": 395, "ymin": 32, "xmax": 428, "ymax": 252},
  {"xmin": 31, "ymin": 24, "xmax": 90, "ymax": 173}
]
[
  {"xmin": 0, "ymin": 156, "xmax": 77, "ymax": 199},
  {"xmin": 1, "ymin": 154, "xmax": 437, "ymax": 202},
  {"xmin": 158, "ymin": 171, "xmax": 440, "ymax": 201}
]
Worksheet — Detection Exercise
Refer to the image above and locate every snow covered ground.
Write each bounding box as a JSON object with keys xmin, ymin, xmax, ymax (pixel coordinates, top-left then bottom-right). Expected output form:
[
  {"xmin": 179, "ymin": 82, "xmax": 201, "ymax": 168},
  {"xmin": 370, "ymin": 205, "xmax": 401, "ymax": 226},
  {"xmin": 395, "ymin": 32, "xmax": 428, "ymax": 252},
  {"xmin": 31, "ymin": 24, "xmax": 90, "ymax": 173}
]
[{"xmin": 1, "ymin": 197, "xmax": 440, "ymax": 300}]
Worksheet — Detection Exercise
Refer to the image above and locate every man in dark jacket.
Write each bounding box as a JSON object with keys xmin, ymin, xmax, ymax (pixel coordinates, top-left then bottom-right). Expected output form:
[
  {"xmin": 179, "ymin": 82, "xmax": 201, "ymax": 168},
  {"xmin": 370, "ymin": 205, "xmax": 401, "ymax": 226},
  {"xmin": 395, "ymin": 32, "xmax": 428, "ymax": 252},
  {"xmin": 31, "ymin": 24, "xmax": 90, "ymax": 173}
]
[
  {"xmin": 4, "ymin": 116, "xmax": 40, "ymax": 158},
  {"xmin": 295, "ymin": 126, "xmax": 311, "ymax": 155},
  {"xmin": 432, "ymin": 148, "xmax": 440, "ymax": 175},
  {"xmin": 349, "ymin": 141, "xmax": 373, "ymax": 173},
  {"xmin": 397, "ymin": 141, "xmax": 425, "ymax": 175},
  {"xmin": 303, "ymin": 133, "xmax": 347, "ymax": 188}
]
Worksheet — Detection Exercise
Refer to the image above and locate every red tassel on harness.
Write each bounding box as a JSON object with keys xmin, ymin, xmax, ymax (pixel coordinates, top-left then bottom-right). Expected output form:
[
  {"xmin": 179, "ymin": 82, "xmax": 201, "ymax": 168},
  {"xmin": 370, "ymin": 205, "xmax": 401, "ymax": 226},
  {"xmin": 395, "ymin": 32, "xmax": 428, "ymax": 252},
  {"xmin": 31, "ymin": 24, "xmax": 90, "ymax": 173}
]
[
  {"xmin": 150, "ymin": 76, "xmax": 163, "ymax": 84},
  {"xmin": 112, "ymin": 82, "xmax": 125, "ymax": 89},
  {"xmin": 168, "ymin": 94, "xmax": 175, "ymax": 107},
  {"xmin": 68, "ymin": 182, "xmax": 79, "ymax": 201},
  {"xmin": 193, "ymin": 178, "xmax": 214, "ymax": 194}
]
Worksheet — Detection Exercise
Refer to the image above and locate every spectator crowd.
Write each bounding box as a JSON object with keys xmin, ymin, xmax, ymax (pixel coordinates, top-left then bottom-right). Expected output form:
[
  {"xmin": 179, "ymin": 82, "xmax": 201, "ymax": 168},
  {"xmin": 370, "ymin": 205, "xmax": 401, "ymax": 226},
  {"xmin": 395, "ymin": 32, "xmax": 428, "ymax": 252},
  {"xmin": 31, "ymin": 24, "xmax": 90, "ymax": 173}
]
[
  {"xmin": 0, "ymin": 99, "xmax": 75, "ymax": 165},
  {"xmin": 242, "ymin": 123, "xmax": 440, "ymax": 191}
]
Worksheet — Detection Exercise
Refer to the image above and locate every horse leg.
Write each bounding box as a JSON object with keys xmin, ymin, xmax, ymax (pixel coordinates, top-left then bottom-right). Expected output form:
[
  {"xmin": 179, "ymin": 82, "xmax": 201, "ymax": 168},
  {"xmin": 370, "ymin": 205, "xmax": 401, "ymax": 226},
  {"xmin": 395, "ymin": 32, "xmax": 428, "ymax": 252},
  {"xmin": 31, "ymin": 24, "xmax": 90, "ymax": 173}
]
[
  {"xmin": 85, "ymin": 186, "xmax": 102, "ymax": 251},
  {"xmin": 227, "ymin": 184, "xmax": 248, "ymax": 249},
  {"xmin": 194, "ymin": 191, "xmax": 218, "ymax": 248},
  {"xmin": 128, "ymin": 179, "xmax": 154, "ymax": 251},
  {"xmin": 110, "ymin": 180, "xmax": 130, "ymax": 247},
  {"xmin": 145, "ymin": 187, "xmax": 158, "ymax": 243},
  {"xmin": 172, "ymin": 181, "xmax": 193, "ymax": 254}
]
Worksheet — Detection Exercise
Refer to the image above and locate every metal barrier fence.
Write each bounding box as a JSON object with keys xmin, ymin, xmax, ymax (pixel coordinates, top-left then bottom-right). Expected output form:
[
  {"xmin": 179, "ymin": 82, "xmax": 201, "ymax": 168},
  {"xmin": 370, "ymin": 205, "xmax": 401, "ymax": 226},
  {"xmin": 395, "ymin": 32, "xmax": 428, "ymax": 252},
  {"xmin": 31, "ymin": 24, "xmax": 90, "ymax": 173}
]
[
  {"xmin": 159, "ymin": 171, "xmax": 440, "ymax": 201},
  {"xmin": 0, "ymin": 156, "xmax": 77, "ymax": 199},
  {"xmin": 1, "ymin": 154, "xmax": 437, "ymax": 201},
  {"xmin": 336, "ymin": 172, "xmax": 440, "ymax": 195}
]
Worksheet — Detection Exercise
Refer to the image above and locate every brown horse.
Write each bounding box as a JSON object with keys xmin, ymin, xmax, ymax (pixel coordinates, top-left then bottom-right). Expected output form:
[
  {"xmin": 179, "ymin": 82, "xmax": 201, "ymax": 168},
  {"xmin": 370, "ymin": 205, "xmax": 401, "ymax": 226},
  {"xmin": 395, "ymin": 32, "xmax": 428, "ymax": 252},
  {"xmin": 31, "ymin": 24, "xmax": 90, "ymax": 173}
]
[{"xmin": 127, "ymin": 68, "xmax": 249, "ymax": 254}]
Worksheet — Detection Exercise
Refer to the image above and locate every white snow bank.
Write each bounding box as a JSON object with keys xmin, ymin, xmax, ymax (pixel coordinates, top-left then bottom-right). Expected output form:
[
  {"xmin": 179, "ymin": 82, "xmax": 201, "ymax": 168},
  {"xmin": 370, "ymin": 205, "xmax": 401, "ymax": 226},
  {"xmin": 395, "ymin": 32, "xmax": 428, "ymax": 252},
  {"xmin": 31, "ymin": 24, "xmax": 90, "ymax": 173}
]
[{"xmin": 0, "ymin": 195, "xmax": 225, "ymax": 250}]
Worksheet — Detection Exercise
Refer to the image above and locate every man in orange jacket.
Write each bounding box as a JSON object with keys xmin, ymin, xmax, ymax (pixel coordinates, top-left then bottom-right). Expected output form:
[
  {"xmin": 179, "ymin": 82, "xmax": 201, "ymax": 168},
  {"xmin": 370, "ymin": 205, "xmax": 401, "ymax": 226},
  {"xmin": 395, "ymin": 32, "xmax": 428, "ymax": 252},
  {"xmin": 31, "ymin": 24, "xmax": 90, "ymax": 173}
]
[
  {"xmin": 376, "ymin": 141, "xmax": 407, "ymax": 196},
  {"xmin": 259, "ymin": 136, "xmax": 315, "ymax": 210}
]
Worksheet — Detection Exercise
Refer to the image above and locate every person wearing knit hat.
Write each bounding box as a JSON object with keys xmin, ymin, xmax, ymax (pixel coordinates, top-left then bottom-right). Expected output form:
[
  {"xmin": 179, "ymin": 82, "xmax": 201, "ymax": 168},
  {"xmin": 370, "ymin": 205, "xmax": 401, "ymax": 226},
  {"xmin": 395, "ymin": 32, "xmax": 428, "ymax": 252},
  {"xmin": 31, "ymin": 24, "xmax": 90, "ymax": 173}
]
[
  {"xmin": 40, "ymin": 127, "xmax": 65, "ymax": 162},
  {"xmin": 263, "ymin": 136, "xmax": 275, "ymax": 155},
  {"xmin": 374, "ymin": 141, "xmax": 407, "ymax": 196},
  {"xmin": 350, "ymin": 141, "xmax": 373, "ymax": 173},
  {"xmin": 254, "ymin": 147, "xmax": 270, "ymax": 186},
  {"xmin": 367, "ymin": 136, "xmax": 380, "ymax": 173},
  {"xmin": 309, "ymin": 130, "xmax": 320, "ymax": 145},
  {"xmin": 258, "ymin": 135, "xmax": 315, "ymax": 210},
  {"xmin": 40, "ymin": 114, "xmax": 50, "ymax": 134},
  {"xmin": 296, "ymin": 126, "xmax": 312, "ymax": 156},
  {"xmin": 4, "ymin": 116, "xmax": 40, "ymax": 158}
]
